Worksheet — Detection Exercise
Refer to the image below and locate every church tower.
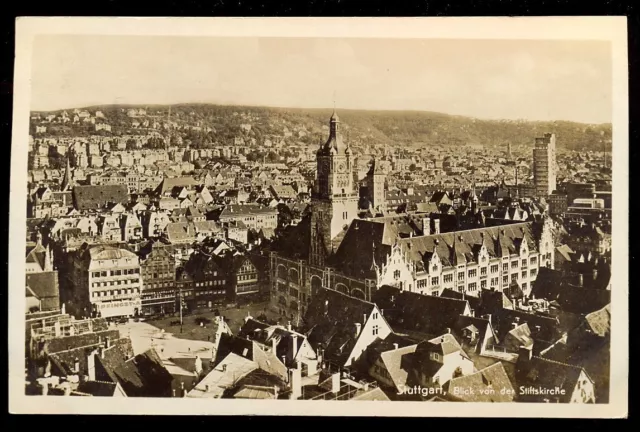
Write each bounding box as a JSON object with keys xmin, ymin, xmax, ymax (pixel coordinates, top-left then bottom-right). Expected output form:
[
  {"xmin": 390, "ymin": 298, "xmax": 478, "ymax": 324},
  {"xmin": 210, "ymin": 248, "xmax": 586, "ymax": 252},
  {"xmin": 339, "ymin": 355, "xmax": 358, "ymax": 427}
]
[
  {"xmin": 309, "ymin": 110, "xmax": 358, "ymax": 266},
  {"xmin": 365, "ymin": 157, "xmax": 386, "ymax": 214}
]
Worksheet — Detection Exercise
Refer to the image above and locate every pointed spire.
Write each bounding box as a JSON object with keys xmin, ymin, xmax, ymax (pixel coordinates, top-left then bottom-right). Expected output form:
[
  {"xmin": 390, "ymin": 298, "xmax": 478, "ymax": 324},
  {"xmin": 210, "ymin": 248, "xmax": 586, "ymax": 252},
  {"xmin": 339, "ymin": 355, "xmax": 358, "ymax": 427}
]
[
  {"xmin": 61, "ymin": 151, "xmax": 72, "ymax": 191},
  {"xmin": 370, "ymin": 240, "xmax": 378, "ymax": 271},
  {"xmin": 44, "ymin": 243, "xmax": 52, "ymax": 271}
]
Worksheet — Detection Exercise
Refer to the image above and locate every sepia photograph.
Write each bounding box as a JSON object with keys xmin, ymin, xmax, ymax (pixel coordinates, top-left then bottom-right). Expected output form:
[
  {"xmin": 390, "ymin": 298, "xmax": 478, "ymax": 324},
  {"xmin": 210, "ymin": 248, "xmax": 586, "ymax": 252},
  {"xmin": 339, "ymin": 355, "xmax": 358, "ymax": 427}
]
[{"xmin": 9, "ymin": 17, "xmax": 628, "ymax": 417}]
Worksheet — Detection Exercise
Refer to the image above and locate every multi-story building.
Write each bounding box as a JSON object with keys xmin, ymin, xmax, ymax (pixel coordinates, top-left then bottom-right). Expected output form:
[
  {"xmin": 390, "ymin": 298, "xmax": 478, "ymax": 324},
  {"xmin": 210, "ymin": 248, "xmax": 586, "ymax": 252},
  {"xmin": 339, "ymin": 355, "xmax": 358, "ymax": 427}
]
[
  {"xmin": 547, "ymin": 192, "xmax": 568, "ymax": 216},
  {"xmin": 364, "ymin": 158, "xmax": 386, "ymax": 214},
  {"xmin": 216, "ymin": 204, "xmax": 278, "ymax": 231},
  {"xmin": 533, "ymin": 133, "xmax": 557, "ymax": 198},
  {"xmin": 139, "ymin": 241, "xmax": 176, "ymax": 315},
  {"xmin": 68, "ymin": 244, "xmax": 142, "ymax": 319},
  {"xmin": 309, "ymin": 110, "xmax": 359, "ymax": 267},
  {"xmin": 182, "ymin": 252, "xmax": 229, "ymax": 309}
]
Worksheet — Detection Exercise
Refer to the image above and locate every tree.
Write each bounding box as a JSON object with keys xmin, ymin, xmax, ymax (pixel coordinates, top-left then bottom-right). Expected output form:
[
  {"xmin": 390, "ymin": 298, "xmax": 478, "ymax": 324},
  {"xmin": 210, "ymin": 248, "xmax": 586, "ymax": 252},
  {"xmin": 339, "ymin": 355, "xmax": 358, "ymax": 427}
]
[
  {"xmin": 409, "ymin": 163, "xmax": 417, "ymax": 172},
  {"xmin": 126, "ymin": 139, "xmax": 137, "ymax": 150}
]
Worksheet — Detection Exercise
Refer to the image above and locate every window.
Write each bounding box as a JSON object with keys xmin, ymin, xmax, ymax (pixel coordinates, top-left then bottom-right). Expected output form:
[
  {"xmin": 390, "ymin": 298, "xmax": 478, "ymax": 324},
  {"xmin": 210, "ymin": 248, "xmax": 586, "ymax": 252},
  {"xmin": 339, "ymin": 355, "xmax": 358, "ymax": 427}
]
[
  {"xmin": 522, "ymin": 283, "xmax": 527, "ymax": 291},
  {"xmin": 521, "ymin": 259, "xmax": 527, "ymax": 267},
  {"xmin": 512, "ymin": 273, "xmax": 518, "ymax": 281},
  {"xmin": 469, "ymin": 282, "xmax": 477, "ymax": 291},
  {"xmin": 458, "ymin": 272, "xmax": 464, "ymax": 281},
  {"xmin": 480, "ymin": 267, "xmax": 487, "ymax": 276},
  {"xmin": 530, "ymin": 257, "xmax": 537, "ymax": 265},
  {"xmin": 522, "ymin": 271, "xmax": 527, "ymax": 279},
  {"xmin": 468, "ymin": 269, "xmax": 477, "ymax": 278},
  {"xmin": 503, "ymin": 276, "xmax": 509, "ymax": 285},
  {"xmin": 491, "ymin": 277, "xmax": 498, "ymax": 286},
  {"xmin": 372, "ymin": 325, "xmax": 379, "ymax": 336},
  {"xmin": 431, "ymin": 277, "xmax": 439, "ymax": 286},
  {"xmin": 101, "ymin": 271, "xmax": 107, "ymax": 277},
  {"xmin": 503, "ymin": 263, "xmax": 509, "ymax": 272},
  {"xmin": 394, "ymin": 270, "xmax": 401, "ymax": 280},
  {"xmin": 373, "ymin": 313, "xmax": 378, "ymax": 320},
  {"xmin": 511, "ymin": 261, "xmax": 518, "ymax": 269},
  {"xmin": 491, "ymin": 264, "xmax": 499, "ymax": 273},
  {"xmin": 443, "ymin": 274, "xmax": 453, "ymax": 283},
  {"xmin": 417, "ymin": 279, "xmax": 428, "ymax": 289},
  {"xmin": 530, "ymin": 269, "xmax": 537, "ymax": 277},
  {"xmin": 480, "ymin": 280, "xmax": 487, "ymax": 289}
]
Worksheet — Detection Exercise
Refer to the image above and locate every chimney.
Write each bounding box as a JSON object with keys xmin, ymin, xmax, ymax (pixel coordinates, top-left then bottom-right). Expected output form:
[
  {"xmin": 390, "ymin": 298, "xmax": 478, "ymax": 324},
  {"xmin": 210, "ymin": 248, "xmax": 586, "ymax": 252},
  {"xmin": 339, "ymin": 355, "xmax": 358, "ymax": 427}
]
[
  {"xmin": 512, "ymin": 322, "xmax": 519, "ymax": 329},
  {"xmin": 422, "ymin": 217, "xmax": 431, "ymax": 235},
  {"xmin": 393, "ymin": 343, "xmax": 399, "ymax": 350},
  {"xmin": 578, "ymin": 274, "xmax": 584, "ymax": 287},
  {"xmin": 274, "ymin": 385, "xmax": 279, "ymax": 399},
  {"xmin": 519, "ymin": 346, "xmax": 532, "ymax": 361},
  {"xmin": 288, "ymin": 367, "xmax": 302, "ymax": 400},
  {"xmin": 64, "ymin": 384, "xmax": 72, "ymax": 396},
  {"xmin": 287, "ymin": 321, "xmax": 292, "ymax": 332},
  {"xmin": 363, "ymin": 314, "xmax": 367, "ymax": 324},
  {"xmin": 105, "ymin": 336, "xmax": 111, "ymax": 348},
  {"xmin": 330, "ymin": 372, "xmax": 341, "ymax": 394},
  {"xmin": 434, "ymin": 219, "xmax": 441, "ymax": 235},
  {"xmin": 446, "ymin": 328, "xmax": 451, "ymax": 334},
  {"xmin": 87, "ymin": 350, "xmax": 96, "ymax": 381},
  {"xmin": 380, "ymin": 309, "xmax": 384, "ymax": 316},
  {"xmin": 271, "ymin": 337, "xmax": 277, "ymax": 353},
  {"xmin": 291, "ymin": 335, "xmax": 298, "ymax": 360},
  {"xmin": 41, "ymin": 382, "xmax": 49, "ymax": 396},
  {"xmin": 355, "ymin": 323, "xmax": 362, "ymax": 337}
]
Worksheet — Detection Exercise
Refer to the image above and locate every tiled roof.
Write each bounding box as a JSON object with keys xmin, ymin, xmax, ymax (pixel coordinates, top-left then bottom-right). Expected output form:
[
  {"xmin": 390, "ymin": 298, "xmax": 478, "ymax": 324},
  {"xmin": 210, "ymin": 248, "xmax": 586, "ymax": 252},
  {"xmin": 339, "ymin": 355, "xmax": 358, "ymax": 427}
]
[
  {"xmin": 515, "ymin": 355, "xmax": 588, "ymax": 403},
  {"xmin": 531, "ymin": 268, "xmax": 611, "ymax": 314},
  {"xmin": 303, "ymin": 288, "xmax": 378, "ymax": 367},
  {"xmin": 73, "ymin": 185, "xmax": 129, "ymax": 210},
  {"xmin": 372, "ymin": 286, "xmax": 469, "ymax": 336},
  {"xmin": 187, "ymin": 353, "xmax": 258, "ymax": 398},
  {"xmin": 584, "ymin": 304, "xmax": 611, "ymax": 337},
  {"xmin": 445, "ymin": 362, "xmax": 515, "ymax": 402},
  {"xmin": 76, "ymin": 380, "xmax": 119, "ymax": 396},
  {"xmin": 109, "ymin": 348, "xmax": 173, "ymax": 397},
  {"xmin": 379, "ymin": 344, "xmax": 418, "ymax": 391}
]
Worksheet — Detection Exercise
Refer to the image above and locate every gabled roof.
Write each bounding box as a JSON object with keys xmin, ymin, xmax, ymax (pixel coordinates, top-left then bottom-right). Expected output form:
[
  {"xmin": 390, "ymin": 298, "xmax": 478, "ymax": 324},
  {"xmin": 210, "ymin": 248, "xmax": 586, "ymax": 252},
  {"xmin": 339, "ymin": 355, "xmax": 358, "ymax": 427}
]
[
  {"xmin": 531, "ymin": 267, "xmax": 611, "ymax": 314},
  {"xmin": 515, "ymin": 356, "xmax": 590, "ymax": 402},
  {"xmin": 445, "ymin": 362, "xmax": 515, "ymax": 402},
  {"xmin": 379, "ymin": 344, "xmax": 418, "ymax": 391},
  {"xmin": 372, "ymin": 285, "xmax": 469, "ymax": 336},
  {"xmin": 302, "ymin": 288, "xmax": 380, "ymax": 367},
  {"xmin": 73, "ymin": 185, "xmax": 129, "ymax": 210}
]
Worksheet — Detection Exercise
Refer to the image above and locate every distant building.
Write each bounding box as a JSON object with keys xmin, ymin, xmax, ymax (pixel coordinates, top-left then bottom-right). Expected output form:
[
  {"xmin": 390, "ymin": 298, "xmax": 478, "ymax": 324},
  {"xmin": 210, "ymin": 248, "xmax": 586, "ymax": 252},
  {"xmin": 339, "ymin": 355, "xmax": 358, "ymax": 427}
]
[{"xmin": 533, "ymin": 133, "xmax": 557, "ymax": 198}]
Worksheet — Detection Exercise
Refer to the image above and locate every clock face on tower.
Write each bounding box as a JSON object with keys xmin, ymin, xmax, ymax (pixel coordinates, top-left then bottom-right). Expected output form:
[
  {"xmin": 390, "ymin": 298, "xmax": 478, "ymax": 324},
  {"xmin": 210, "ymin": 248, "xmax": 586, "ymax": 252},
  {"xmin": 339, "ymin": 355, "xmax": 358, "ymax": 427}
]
[{"xmin": 337, "ymin": 162, "xmax": 346, "ymax": 173}]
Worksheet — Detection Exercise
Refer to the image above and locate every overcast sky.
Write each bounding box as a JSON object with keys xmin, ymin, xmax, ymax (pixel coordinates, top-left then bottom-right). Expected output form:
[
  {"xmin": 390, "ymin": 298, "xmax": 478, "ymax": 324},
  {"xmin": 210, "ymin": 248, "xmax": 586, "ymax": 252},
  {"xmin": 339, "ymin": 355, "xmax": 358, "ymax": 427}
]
[{"xmin": 30, "ymin": 36, "xmax": 612, "ymax": 124}]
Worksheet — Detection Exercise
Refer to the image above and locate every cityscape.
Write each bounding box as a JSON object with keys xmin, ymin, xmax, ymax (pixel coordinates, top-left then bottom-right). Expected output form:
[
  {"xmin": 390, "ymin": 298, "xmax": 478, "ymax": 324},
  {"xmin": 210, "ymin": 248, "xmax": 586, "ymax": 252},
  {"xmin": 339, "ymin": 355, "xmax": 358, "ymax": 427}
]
[{"xmin": 21, "ymin": 36, "xmax": 613, "ymax": 404}]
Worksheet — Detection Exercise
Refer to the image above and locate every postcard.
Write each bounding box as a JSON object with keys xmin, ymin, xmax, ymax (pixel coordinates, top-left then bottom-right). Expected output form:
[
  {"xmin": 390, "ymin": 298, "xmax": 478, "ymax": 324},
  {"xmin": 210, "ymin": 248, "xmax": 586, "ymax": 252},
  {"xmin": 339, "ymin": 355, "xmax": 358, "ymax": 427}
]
[{"xmin": 9, "ymin": 17, "xmax": 628, "ymax": 417}]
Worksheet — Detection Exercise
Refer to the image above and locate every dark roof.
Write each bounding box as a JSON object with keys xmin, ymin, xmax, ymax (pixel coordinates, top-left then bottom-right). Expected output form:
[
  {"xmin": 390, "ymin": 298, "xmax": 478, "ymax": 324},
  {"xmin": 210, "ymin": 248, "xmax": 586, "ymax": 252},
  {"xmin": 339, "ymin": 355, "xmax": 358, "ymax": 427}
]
[
  {"xmin": 214, "ymin": 333, "xmax": 254, "ymax": 366},
  {"xmin": 72, "ymin": 185, "xmax": 129, "ymax": 210},
  {"xmin": 302, "ymin": 288, "xmax": 379, "ymax": 367},
  {"xmin": 371, "ymin": 285, "xmax": 469, "ymax": 336},
  {"xmin": 25, "ymin": 272, "xmax": 59, "ymax": 307},
  {"xmin": 110, "ymin": 348, "xmax": 173, "ymax": 397},
  {"xmin": 531, "ymin": 268, "xmax": 611, "ymax": 314},
  {"xmin": 76, "ymin": 380, "xmax": 119, "ymax": 396},
  {"xmin": 515, "ymin": 356, "xmax": 590, "ymax": 403},
  {"xmin": 440, "ymin": 288, "xmax": 481, "ymax": 312}
]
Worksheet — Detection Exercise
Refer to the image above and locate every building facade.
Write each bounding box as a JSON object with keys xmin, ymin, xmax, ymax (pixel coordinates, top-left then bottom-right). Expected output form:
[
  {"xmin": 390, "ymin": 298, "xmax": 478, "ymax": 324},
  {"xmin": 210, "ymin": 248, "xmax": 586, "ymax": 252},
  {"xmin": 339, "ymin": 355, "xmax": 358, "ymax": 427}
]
[
  {"xmin": 140, "ymin": 242, "xmax": 177, "ymax": 315},
  {"xmin": 309, "ymin": 111, "xmax": 359, "ymax": 267},
  {"xmin": 533, "ymin": 133, "xmax": 557, "ymax": 198},
  {"xmin": 68, "ymin": 244, "xmax": 142, "ymax": 319}
]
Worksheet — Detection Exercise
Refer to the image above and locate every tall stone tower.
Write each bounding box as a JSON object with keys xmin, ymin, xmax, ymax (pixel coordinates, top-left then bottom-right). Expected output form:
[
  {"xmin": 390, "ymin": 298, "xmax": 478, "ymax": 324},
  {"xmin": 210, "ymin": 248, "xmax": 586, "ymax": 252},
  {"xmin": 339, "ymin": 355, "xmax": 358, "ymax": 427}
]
[
  {"xmin": 533, "ymin": 133, "xmax": 557, "ymax": 198},
  {"xmin": 365, "ymin": 158, "xmax": 386, "ymax": 214},
  {"xmin": 309, "ymin": 110, "xmax": 358, "ymax": 267}
]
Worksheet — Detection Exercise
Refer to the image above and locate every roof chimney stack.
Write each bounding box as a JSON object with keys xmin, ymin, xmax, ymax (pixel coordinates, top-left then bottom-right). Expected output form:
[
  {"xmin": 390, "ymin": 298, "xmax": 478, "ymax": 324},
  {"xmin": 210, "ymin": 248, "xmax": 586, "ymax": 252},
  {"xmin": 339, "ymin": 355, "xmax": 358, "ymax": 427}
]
[{"xmin": 393, "ymin": 343, "xmax": 399, "ymax": 350}]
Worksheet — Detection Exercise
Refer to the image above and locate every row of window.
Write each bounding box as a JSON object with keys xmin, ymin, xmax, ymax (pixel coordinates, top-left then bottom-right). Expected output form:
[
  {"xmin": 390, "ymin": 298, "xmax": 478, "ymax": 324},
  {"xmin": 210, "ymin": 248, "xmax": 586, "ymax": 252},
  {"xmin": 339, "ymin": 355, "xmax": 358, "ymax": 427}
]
[
  {"xmin": 417, "ymin": 266, "xmax": 539, "ymax": 289},
  {"xmin": 92, "ymin": 268, "xmax": 139, "ymax": 278},
  {"xmin": 92, "ymin": 288, "xmax": 140, "ymax": 297},
  {"xmin": 144, "ymin": 282, "xmax": 174, "ymax": 289},
  {"xmin": 195, "ymin": 280, "xmax": 226, "ymax": 287},
  {"xmin": 92, "ymin": 279, "xmax": 140, "ymax": 288},
  {"xmin": 195, "ymin": 290, "xmax": 225, "ymax": 296}
]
